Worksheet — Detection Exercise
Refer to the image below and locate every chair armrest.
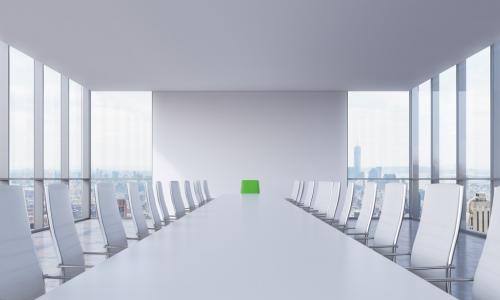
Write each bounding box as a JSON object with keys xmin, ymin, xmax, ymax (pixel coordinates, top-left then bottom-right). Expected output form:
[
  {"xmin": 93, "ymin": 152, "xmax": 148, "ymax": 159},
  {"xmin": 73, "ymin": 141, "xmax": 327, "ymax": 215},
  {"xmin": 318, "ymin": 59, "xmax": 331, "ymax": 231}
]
[
  {"xmin": 407, "ymin": 265, "xmax": 454, "ymax": 271},
  {"xmin": 43, "ymin": 274, "xmax": 73, "ymax": 280},
  {"xmin": 83, "ymin": 251, "xmax": 109, "ymax": 256},
  {"xmin": 58, "ymin": 264, "xmax": 93, "ymax": 269},
  {"xmin": 427, "ymin": 278, "xmax": 474, "ymax": 283},
  {"xmin": 104, "ymin": 245, "xmax": 127, "ymax": 250},
  {"xmin": 384, "ymin": 252, "xmax": 411, "ymax": 257},
  {"xmin": 369, "ymin": 244, "xmax": 398, "ymax": 249},
  {"xmin": 346, "ymin": 232, "xmax": 368, "ymax": 236},
  {"xmin": 126, "ymin": 237, "xmax": 140, "ymax": 241}
]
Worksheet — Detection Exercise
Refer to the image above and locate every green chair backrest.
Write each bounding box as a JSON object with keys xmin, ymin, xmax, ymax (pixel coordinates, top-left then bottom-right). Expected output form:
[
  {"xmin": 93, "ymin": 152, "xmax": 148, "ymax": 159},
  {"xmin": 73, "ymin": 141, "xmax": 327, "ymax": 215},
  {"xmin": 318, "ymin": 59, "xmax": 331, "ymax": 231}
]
[{"xmin": 241, "ymin": 180, "xmax": 260, "ymax": 194}]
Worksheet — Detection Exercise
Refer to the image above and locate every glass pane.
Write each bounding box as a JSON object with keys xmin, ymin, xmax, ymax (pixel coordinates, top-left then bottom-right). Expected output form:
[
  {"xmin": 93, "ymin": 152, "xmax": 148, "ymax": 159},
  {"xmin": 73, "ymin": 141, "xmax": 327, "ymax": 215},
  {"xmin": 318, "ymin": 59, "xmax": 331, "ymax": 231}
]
[
  {"xmin": 9, "ymin": 47, "xmax": 34, "ymax": 178},
  {"xmin": 418, "ymin": 81, "xmax": 431, "ymax": 178},
  {"xmin": 44, "ymin": 66, "xmax": 61, "ymax": 178},
  {"xmin": 91, "ymin": 92, "xmax": 152, "ymax": 179},
  {"xmin": 439, "ymin": 66, "xmax": 457, "ymax": 178},
  {"xmin": 69, "ymin": 180, "xmax": 83, "ymax": 219},
  {"xmin": 465, "ymin": 180, "xmax": 491, "ymax": 234},
  {"xmin": 9, "ymin": 180, "xmax": 34, "ymax": 228},
  {"xmin": 348, "ymin": 92, "xmax": 409, "ymax": 179},
  {"xmin": 69, "ymin": 80, "xmax": 83, "ymax": 178},
  {"xmin": 466, "ymin": 47, "xmax": 490, "ymax": 178}
]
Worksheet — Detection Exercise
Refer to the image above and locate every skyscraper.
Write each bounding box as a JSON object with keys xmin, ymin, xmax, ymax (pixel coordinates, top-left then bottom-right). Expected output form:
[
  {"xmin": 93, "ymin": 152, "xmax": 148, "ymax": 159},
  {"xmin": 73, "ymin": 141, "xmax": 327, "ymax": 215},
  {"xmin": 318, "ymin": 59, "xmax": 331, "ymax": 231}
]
[{"xmin": 354, "ymin": 145, "xmax": 361, "ymax": 177}]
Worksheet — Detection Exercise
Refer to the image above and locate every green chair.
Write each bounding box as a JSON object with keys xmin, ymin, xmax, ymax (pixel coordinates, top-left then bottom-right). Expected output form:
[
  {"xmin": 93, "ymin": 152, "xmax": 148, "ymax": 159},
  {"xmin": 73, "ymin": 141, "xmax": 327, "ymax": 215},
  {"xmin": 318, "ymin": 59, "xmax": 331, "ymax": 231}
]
[{"xmin": 241, "ymin": 180, "xmax": 260, "ymax": 194}]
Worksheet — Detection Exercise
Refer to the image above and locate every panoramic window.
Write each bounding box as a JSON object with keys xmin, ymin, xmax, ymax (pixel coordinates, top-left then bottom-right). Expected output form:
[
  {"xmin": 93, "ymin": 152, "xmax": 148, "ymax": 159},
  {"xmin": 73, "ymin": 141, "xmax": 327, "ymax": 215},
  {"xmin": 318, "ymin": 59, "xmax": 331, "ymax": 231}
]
[
  {"xmin": 418, "ymin": 80, "xmax": 431, "ymax": 179},
  {"xmin": 9, "ymin": 47, "xmax": 35, "ymax": 227},
  {"xmin": 90, "ymin": 91, "xmax": 152, "ymax": 217},
  {"xmin": 9, "ymin": 47, "xmax": 34, "ymax": 178},
  {"xmin": 465, "ymin": 47, "xmax": 491, "ymax": 234},
  {"xmin": 348, "ymin": 91, "xmax": 409, "ymax": 217},
  {"xmin": 438, "ymin": 66, "xmax": 457, "ymax": 179},
  {"xmin": 44, "ymin": 66, "xmax": 61, "ymax": 178}
]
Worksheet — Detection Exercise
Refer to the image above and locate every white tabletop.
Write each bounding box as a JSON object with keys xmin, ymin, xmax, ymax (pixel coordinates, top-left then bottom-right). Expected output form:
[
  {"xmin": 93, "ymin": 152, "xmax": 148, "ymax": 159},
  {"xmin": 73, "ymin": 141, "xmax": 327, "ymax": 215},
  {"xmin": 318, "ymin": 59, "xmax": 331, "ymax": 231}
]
[{"xmin": 38, "ymin": 193, "xmax": 455, "ymax": 300}]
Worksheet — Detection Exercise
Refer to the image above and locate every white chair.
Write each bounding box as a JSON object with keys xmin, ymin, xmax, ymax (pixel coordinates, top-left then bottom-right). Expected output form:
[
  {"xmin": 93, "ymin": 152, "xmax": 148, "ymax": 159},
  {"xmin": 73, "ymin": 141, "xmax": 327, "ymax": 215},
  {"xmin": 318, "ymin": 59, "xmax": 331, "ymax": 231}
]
[
  {"xmin": 203, "ymin": 180, "xmax": 215, "ymax": 201},
  {"xmin": 127, "ymin": 182, "xmax": 150, "ymax": 239},
  {"xmin": 95, "ymin": 182, "xmax": 129, "ymax": 254},
  {"xmin": 184, "ymin": 181, "xmax": 197, "ymax": 211},
  {"xmin": 285, "ymin": 180, "xmax": 301, "ymax": 203},
  {"xmin": 311, "ymin": 181, "xmax": 340, "ymax": 214},
  {"xmin": 156, "ymin": 181, "xmax": 172, "ymax": 224},
  {"xmin": 330, "ymin": 182, "xmax": 354, "ymax": 227},
  {"xmin": 194, "ymin": 180, "xmax": 206, "ymax": 206},
  {"xmin": 366, "ymin": 183, "xmax": 406, "ymax": 254},
  {"xmin": 0, "ymin": 185, "xmax": 67, "ymax": 300},
  {"xmin": 146, "ymin": 181, "xmax": 163, "ymax": 229},
  {"xmin": 344, "ymin": 182, "xmax": 377, "ymax": 240},
  {"xmin": 46, "ymin": 184, "xmax": 96, "ymax": 280},
  {"xmin": 387, "ymin": 183, "xmax": 463, "ymax": 292},
  {"xmin": 170, "ymin": 181, "xmax": 186, "ymax": 219},
  {"xmin": 425, "ymin": 186, "xmax": 500, "ymax": 299},
  {"xmin": 297, "ymin": 181, "xmax": 315, "ymax": 208}
]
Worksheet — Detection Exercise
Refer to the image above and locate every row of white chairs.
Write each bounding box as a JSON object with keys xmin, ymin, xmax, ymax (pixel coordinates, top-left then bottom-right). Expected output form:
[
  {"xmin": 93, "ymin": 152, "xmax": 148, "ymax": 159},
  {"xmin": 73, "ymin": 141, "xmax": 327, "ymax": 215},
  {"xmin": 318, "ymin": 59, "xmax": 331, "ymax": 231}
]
[
  {"xmin": 0, "ymin": 179, "xmax": 215, "ymax": 300},
  {"xmin": 286, "ymin": 180, "xmax": 499, "ymax": 299}
]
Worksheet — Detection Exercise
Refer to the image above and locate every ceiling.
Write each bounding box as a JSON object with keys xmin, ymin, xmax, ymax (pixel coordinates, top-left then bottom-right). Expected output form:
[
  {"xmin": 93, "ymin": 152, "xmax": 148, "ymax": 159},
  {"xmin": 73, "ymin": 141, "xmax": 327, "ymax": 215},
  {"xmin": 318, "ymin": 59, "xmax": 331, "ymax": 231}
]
[{"xmin": 1, "ymin": 0, "xmax": 500, "ymax": 91}]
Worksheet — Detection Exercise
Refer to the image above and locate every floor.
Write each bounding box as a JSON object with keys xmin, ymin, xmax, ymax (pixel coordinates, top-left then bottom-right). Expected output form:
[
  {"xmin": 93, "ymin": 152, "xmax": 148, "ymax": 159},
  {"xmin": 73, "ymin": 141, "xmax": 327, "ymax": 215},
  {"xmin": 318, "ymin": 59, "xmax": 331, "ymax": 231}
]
[{"xmin": 32, "ymin": 218, "xmax": 483, "ymax": 299}]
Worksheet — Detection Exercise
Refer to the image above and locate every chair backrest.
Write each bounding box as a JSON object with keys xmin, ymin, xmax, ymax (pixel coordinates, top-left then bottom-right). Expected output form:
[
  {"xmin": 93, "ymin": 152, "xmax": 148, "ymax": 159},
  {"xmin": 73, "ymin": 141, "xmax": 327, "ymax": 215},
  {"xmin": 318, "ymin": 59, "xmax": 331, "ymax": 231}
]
[
  {"xmin": 288, "ymin": 180, "xmax": 301, "ymax": 201},
  {"xmin": 410, "ymin": 183, "xmax": 463, "ymax": 281},
  {"xmin": 95, "ymin": 182, "xmax": 128, "ymax": 253},
  {"xmin": 311, "ymin": 181, "xmax": 334, "ymax": 212},
  {"xmin": 325, "ymin": 182, "xmax": 341, "ymax": 219},
  {"xmin": 145, "ymin": 182, "xmax": 163, "ymax": 229},
  {"xmin": 46, "ymin": 183, "xmax": 85, "ymax": 279},
  {"xmin": 127, "ymin": 182, "xmax": 150, "ymax": 239},
  {"xmin": 203, "ymin": 180, "xmax": 213, "ymax": 200},
  {"xmin": 194, "ymin": 180, "xmax": 205, "ymax": 205},
  {"xmin": 301, "ymin": 181, "xmax": 316, "ymax": 207},
  {"xmin": 353, "ymin": 182, "xmax": 377, "ymax": 234},
  {"xmin": 372, "ymin": 183, "xmax": 406, "ymax": 247},
  {"xmin": 170, "ymin": 181, "xmax": 186, "ymax": 219},
  {"xmin": 336, "ymin": 182, "xmax": 354, "ymax": 226},
  {"xmin": 156, "ymin": 181, "xmax": 171, "ymax": 224},
  {"xmin": 241, "ymin": 179, "xmax": 260, "ymax": 194},
  {"xmin": 295, "ymin": 181, "xmax": 304, "ymax": 203},
  {"xmin": 0, "ymin": 185, "xmax": 45, "ymax": 300},
  {"xmin": 184, "ymin": 181, "xmax": 197, "ymax": 211},
  {"xmin": 472, "ymin": 186, "xmax": 500, "ymax": 299}
]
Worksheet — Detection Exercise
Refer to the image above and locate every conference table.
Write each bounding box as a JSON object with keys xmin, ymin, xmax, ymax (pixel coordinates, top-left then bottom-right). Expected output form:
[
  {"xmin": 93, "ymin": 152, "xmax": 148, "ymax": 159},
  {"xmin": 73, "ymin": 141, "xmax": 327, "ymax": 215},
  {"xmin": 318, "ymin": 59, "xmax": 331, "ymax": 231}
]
[{"xmin": 38, "ymin": 193, "xmax": 455, "ymax": 299}]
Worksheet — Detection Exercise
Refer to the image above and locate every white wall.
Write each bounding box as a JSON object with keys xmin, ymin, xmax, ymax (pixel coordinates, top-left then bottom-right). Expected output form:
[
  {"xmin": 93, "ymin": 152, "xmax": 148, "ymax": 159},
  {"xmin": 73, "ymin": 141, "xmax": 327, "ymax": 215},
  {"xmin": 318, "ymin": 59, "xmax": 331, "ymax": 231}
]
[{"xmin": 153, "ymin": 91, "xmax": 347, "ymax": 206}]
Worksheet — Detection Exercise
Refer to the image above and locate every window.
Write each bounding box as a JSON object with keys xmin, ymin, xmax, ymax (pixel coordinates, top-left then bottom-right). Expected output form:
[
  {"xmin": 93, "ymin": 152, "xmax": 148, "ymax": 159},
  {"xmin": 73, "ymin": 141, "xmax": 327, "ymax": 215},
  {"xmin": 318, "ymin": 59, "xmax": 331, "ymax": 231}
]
[
  {"xmin": 418, "ymin": 80, "xmax": 431, "ymax": 179},
  {"xmin": 465, "ymin": 47, "xmax": 491, "ymax": 234},
  {"xmin": 69, "ymin": 80, "xmax": 83, "ymax": 178},
  {"xmin": 91, "ymin": 92, "xmax": 152, "ymax": 179},
  {"xmin": 348, "ymin": 92, "xmax": 409, "ymax": 217},
  {"xmin": 438, "ymin": 66, "xmax": 456, "ymax": 179},
  {"xmin": 348, "ymin": 92, "xmax": 409, "ymax": 178},
  {"xmin": 44, "ymin": 66, "xmax": 61, "ymax": 178},
  {"xmin": 9, "ymin": 47, "xmax": 34, "ymax": 178},
  {"xmin": 466, "ymin": 48, "xmax": 490, "ymax": 178},
  {"xmin": 91, "ymin": 92, "xmax": 152, "ymax": 217}
]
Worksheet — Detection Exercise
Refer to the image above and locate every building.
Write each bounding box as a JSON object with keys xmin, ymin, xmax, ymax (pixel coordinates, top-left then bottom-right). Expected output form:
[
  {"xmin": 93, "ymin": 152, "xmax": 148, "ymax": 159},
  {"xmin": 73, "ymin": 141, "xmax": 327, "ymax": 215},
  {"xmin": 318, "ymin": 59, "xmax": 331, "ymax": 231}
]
[{"xmin": 468, "ymin": 193, "xmax": 491, "ymax": 233}]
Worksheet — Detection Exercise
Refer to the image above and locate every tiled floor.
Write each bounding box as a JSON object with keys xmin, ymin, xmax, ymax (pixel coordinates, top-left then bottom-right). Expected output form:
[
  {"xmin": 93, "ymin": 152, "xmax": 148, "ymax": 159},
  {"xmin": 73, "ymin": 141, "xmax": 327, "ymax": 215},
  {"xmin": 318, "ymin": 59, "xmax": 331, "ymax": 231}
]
[{"xmin": 33, "ymin": 218, "xmax": 483, "ymax": 299}]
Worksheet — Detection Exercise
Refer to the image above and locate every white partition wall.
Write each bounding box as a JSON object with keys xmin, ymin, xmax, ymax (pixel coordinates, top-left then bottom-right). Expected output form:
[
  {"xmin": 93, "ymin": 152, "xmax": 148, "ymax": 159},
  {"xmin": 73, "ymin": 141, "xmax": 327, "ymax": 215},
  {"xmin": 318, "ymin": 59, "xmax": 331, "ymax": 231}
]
[{"xmin": 153, "ymin": 91, "xmax": 348, "ymax": 197}]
